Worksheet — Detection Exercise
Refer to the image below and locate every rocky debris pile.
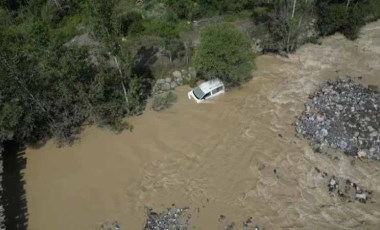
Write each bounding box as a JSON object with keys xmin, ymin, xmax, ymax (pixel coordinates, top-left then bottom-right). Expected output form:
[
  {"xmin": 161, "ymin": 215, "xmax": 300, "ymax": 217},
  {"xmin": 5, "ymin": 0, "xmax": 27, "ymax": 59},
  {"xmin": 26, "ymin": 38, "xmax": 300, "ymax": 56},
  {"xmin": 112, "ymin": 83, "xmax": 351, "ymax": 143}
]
[
  {"xmin": 314, "ymin": 167, "xmax": 374, "ymax": 204},
  {"xmin": 98, "ymin": 221, "xmax": 120, "ymax": 230},
  {"xmin": 152, "ymin": 67, "xmax": 197, "ymax": 95},
  {"xmin": 143, "ymin": 206, "xmax": 190, "ymax": 230},
  {"xmin": 152, "ymin": 77, "xmax": 180, "ymax": 95},
  {"xmin": 242, "ymin": 217, "xmax": 262, "ymax": 230},
  {"xmin": 295, "ymin": 78, "xmax": 380, "ymax": 160},
  {"xmin": 219, "ymin": 215, "xmax": 264, "ymax": 230}
]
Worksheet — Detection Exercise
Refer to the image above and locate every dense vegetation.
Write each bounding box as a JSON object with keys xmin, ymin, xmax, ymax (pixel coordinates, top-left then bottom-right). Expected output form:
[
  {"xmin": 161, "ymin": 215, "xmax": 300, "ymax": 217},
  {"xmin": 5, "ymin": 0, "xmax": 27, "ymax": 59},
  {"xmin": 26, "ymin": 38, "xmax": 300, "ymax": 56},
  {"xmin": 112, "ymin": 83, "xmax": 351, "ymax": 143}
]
[
  {"xmin": 194, "ymin": 24, "xmax": 253, "ymax": 87},
  {"xmin": 0, "ymin": 0, "xmax": 379, "ymax": 150}
]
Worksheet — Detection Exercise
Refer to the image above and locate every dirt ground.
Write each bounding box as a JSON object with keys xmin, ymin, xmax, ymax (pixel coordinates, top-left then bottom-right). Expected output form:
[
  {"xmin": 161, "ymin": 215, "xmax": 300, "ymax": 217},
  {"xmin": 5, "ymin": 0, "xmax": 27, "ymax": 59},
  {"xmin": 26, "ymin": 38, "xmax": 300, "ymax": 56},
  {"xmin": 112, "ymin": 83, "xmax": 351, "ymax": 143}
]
[{"xmin": 25, "ymin": 21, "xmax": 380, "ymax": 230}]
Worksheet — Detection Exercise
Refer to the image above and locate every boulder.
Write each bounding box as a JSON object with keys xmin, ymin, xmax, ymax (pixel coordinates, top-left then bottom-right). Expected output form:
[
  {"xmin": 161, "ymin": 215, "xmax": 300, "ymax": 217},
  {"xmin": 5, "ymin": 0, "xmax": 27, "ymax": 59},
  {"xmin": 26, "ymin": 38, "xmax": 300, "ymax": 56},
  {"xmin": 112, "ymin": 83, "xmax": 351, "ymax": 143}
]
[
  {"xmin": 172, "ymin": 71, "xmax": 182, "ymax": 79},
  {"xmin": 357, "ymin": 150, "xmax": 367, "ymax": 158},
  {"xmin": 156, "ymin": 79, "xmax": 166, "ymax": 85},
  {"xmin": 162, "ymin": 83, "xmax": 171, "ymax": 91}
]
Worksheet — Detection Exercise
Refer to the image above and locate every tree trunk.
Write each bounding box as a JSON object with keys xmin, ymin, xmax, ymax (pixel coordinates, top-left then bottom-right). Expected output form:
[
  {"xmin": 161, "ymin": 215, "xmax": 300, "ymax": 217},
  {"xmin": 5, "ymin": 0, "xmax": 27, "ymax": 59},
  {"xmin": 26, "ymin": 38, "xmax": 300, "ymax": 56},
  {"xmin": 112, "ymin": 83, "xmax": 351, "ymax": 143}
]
[
  {"xmin": 292, "ymin": 0, "xmax": 297, "ymax": 18},
  {"xmin": 286, "ymin": 31, "xmax": 291, "ymax": 53},
  {"xmin": 113, "ymin": 56, "xmax": 129, "ymax": 112},
  {"xmin": 346, "ymin": 0, "xmax": 351, "ymax": 12}
]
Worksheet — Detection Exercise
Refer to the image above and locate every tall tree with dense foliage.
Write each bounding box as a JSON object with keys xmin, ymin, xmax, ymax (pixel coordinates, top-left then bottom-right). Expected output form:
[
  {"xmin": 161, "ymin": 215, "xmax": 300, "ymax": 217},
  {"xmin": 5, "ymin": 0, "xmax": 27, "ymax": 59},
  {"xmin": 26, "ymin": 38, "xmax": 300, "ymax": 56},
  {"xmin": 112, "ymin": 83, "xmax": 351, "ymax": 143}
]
[
  {"xmin": 193, "ymin": 23, "xmax": 254, "ymax": 88},
  {"xmin": 316, "ymin": 0, "xmax": 369, "ymax": 39}
]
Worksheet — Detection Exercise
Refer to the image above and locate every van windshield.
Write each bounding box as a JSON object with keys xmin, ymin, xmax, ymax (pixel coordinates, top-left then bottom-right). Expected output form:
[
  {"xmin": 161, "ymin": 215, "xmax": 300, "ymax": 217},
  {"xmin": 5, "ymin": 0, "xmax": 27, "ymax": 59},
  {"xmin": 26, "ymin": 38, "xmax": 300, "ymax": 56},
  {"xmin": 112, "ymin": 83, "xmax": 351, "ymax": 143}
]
[{"xmin": 193, "ymin": 87, "xmax": 205, "ymax": 99}]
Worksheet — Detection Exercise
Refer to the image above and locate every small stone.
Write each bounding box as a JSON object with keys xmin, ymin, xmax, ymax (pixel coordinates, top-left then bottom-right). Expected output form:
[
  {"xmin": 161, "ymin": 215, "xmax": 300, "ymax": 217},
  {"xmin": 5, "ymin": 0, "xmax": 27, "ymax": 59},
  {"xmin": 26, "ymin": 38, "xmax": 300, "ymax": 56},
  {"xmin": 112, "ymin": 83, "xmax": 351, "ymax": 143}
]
[
  {"xmin": 329, "ymin": 178, "xmax": 336, "ymax": 186},
  {"xmin": 369, "ymin": 148, "xmax": 376, "ymax": 154},
  {"xmin": 336, "ymin": 104, "xmax": 344, "ymax": 110},
  {"xmin": 370, "ymin": 131, "xmax": 378, "ymax": 137},
  {"xmin": 321, "ymin": 128, "xmax": 328, "ymax": 137},
  {"xmin": 165, "ymin": 77, "xmax": 171, "ymax": 83},
  {"xmin": 339, "ymin": 140, "xmax": 347, "ymax": 149}
]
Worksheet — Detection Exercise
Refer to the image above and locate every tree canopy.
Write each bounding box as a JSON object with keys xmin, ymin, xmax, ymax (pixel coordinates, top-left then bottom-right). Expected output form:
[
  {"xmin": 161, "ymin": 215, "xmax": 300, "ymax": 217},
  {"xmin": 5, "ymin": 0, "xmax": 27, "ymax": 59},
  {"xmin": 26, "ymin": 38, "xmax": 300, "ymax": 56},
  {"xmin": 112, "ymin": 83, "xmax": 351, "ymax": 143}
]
[
  {"xmin": 194, "ymin": 24, "xmax": 254, "ymax": 88},
  {"xmin": 0, "ymin": 0, "xmax": 151, "ymax": 146}
]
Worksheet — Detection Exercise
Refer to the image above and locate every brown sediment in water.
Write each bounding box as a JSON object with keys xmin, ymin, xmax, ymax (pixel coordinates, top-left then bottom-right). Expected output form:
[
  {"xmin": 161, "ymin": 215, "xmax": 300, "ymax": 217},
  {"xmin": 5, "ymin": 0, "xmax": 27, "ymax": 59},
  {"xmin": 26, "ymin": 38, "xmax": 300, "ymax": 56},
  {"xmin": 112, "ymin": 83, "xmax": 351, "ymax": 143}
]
[{"xmin": 25, "ymin": 21, "xmax": 380, "ymax": 230}]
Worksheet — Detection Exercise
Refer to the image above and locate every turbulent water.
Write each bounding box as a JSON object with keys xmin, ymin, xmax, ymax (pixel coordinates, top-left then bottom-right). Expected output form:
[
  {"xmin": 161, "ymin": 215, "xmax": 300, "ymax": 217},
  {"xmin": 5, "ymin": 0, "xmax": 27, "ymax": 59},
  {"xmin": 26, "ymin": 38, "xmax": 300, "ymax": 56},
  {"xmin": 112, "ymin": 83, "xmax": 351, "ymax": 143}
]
[{"xmin": 25, "ymin": 21, "xmax": 380, "ymax": 230}]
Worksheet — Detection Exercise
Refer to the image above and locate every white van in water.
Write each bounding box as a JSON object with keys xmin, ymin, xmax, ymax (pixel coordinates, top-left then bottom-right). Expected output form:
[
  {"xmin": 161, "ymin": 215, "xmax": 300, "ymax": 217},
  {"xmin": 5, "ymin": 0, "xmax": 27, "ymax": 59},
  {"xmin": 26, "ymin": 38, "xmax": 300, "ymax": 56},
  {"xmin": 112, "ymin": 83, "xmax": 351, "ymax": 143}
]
[{"xmin": 188, "ymin": 78, "xmax": 225, "ymax": 103}]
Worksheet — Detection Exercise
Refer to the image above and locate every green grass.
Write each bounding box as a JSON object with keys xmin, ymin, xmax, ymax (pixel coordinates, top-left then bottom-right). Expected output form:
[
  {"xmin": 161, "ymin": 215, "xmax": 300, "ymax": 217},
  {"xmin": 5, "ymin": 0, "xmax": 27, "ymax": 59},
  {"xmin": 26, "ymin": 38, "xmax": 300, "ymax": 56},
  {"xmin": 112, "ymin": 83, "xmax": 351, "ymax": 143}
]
[{"xmin": 222, "ymin": 10, "xmax": 252, "ymax": 23}]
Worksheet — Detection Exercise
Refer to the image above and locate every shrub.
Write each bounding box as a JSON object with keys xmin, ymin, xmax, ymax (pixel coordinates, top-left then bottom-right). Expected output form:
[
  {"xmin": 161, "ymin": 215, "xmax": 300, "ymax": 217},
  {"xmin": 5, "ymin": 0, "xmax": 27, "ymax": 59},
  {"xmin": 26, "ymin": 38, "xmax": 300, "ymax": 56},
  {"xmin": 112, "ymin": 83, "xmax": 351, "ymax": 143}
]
[{"xmin": 152, "ymin": 91, "xmax": 178, "ymax": 111}]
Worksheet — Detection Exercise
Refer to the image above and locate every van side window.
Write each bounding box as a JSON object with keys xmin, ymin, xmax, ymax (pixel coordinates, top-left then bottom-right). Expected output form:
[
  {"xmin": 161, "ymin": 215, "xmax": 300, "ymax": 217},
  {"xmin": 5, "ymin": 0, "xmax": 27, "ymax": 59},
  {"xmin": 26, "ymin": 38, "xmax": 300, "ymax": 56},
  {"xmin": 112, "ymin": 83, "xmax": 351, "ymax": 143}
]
[
  {"xmin": 202, "ymin": 92, "xmax": 211, "ymax": 99},
  {"xmin": 212, "ymin": 86, "xmax": 223, "ymax": 94}
]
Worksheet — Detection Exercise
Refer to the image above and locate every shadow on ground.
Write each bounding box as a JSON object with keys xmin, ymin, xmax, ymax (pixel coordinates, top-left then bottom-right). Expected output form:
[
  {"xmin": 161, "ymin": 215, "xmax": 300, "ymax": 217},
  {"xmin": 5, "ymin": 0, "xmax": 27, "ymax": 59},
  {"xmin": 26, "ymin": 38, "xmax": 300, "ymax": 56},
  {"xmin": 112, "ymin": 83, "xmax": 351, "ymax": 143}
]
[{"xmin": 1, "ymin": 141, "xmax": 28, "ymax": 230}]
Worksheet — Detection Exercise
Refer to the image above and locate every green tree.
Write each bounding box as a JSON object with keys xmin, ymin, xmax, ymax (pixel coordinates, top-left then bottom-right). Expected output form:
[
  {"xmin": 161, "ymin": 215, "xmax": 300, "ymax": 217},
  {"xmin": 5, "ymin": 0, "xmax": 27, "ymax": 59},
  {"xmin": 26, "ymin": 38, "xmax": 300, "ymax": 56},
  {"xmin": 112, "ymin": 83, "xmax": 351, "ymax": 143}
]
[
  {"xmin": 268, "ymin": 0, "xmax": 315, "ymax": 53},
  {"xmin": 316, "ymin": 0, "xmax": 366, "ymax": 40},
  {"xmin": 37, "ymin": 47, "xmax": 97, "ymax": 143},
  {"xmin": 87, "ymin": 0, "xmax": 149, "ymax": 119},
  {"xmin": 87, "ymin": 0, "xmax": 119, "ymax": 51},
  {"xmin": 193, "ymin": 23, "xmax": 254, "ymax": 88}
]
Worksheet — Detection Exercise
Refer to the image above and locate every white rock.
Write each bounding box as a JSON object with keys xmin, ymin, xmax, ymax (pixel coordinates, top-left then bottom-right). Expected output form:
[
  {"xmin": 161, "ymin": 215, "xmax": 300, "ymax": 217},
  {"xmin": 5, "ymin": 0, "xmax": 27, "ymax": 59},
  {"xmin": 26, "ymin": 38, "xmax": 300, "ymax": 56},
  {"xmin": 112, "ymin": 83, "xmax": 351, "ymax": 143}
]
[
  {"xmin": 329, "ymin": 178, "xmax": 336, "ymax": 186},
  {"xmin": 355, "ymin": 193, "xmax": 366, "ymax": 200},
  {"xmin": 172, "ymin": 71, "xmax": 182, "ymax": 78},
  {"xmin": 357, "ymin": 150, "xmax": 367, "ymax": 158}
]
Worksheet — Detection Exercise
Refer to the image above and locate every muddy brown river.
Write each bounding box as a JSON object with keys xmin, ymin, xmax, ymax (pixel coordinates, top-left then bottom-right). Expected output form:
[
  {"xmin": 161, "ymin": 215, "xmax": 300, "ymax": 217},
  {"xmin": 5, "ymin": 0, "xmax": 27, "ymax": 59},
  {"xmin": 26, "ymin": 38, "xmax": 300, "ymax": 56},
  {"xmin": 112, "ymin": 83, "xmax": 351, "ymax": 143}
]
[{"xmin": 25, "ymin": 21, "xmax": 380, "ymax": 229}]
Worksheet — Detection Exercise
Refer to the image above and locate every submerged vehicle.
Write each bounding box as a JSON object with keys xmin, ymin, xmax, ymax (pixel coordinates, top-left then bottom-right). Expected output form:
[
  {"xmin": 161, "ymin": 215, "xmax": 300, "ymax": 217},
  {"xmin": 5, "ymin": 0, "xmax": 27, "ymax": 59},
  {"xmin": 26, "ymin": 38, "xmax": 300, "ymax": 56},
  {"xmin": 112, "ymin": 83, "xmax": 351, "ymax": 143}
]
[{"xmin": 188, "ymin": 79, "xmax": 225, "ymax": 103}]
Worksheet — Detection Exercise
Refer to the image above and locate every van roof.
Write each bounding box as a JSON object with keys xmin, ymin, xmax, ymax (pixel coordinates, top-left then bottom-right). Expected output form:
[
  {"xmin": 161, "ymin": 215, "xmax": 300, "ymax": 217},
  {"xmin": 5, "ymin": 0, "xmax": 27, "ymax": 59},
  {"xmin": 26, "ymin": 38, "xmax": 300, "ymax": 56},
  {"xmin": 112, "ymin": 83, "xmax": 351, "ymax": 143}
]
[{"xmin": 198, "ymin": 78, "xmax": 224, "ymax": 92}]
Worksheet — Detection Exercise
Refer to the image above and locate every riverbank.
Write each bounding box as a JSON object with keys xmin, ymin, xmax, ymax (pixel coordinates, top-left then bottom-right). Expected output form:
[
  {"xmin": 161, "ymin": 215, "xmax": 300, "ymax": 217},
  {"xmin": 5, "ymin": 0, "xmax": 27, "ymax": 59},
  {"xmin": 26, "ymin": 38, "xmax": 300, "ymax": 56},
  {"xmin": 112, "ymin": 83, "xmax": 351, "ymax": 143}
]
[{"xmin": 25, "ymin": 21, "xmax": 380, "ymax": 229}]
